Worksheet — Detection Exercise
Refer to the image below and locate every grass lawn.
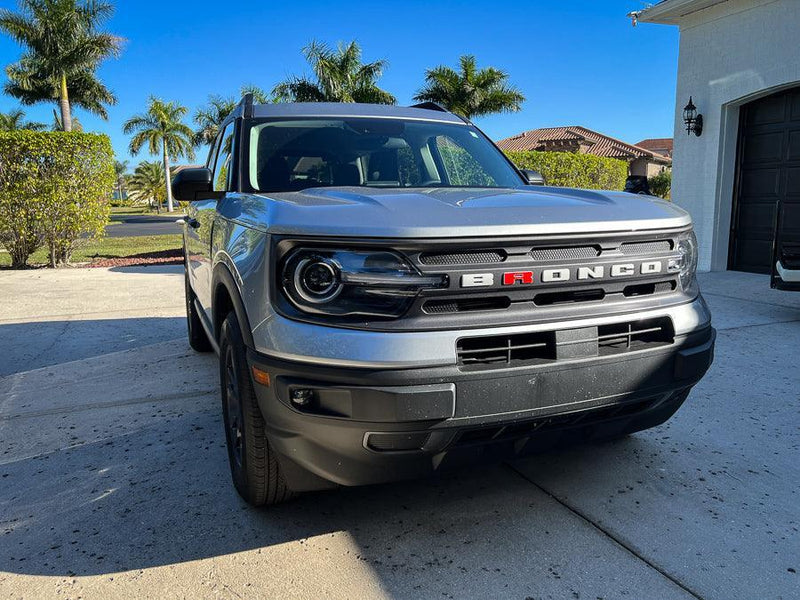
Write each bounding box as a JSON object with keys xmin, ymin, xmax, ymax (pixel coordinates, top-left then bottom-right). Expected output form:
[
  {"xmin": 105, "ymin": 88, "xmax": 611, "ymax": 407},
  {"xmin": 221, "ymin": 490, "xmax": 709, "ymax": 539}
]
[
  {"xmin": 0, "ymin": 234, "xmax": 183, "ymax": 267},
  {"xmin": 110, "ymin": 205, "xmax": 151, "ymax": 216},
  {"xmin": 110, "ymin": 205, "xmax": 185, "ymax": 217}
]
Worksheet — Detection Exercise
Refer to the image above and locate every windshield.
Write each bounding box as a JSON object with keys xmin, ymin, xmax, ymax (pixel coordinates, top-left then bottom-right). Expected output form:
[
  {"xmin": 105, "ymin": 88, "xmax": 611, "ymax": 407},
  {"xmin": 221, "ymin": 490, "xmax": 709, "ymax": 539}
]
[{"xmin": 246, "ymin": 117, "xmax": 523, "ymax": 192}]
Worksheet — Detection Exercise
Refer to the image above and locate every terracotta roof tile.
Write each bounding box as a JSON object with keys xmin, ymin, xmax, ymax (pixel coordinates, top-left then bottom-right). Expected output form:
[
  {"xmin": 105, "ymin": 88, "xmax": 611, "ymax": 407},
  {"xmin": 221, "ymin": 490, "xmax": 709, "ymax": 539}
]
[
  {"xmin": 497, "ymin": 126, "xmax": 672, "ymax": 164},
  {"xmin": 635, "ymin": 138, "xmax": 673, "ymax": 157}
]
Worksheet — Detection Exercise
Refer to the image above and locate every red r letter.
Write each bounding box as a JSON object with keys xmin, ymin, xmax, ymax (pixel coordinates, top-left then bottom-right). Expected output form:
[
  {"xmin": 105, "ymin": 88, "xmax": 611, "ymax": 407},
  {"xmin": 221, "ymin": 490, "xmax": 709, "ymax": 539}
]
[{"xmin": 503, "ymin": 271, "xmax": 534, "ymax": 285}]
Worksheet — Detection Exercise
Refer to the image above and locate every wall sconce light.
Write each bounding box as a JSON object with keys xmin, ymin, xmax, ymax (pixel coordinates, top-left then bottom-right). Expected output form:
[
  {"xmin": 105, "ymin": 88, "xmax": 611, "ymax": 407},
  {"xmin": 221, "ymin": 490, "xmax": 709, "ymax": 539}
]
[{"xmin": 683, "ymin": 96, "xmax": 703, "ymax": 136}]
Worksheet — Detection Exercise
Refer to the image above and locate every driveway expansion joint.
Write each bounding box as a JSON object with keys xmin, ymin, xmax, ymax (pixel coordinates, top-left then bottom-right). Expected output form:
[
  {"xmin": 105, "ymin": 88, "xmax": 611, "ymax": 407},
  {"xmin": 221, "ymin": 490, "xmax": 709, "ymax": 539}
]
[{"xmin": 506, "ymin": 463, "xmax": 706, "ymax": 600}]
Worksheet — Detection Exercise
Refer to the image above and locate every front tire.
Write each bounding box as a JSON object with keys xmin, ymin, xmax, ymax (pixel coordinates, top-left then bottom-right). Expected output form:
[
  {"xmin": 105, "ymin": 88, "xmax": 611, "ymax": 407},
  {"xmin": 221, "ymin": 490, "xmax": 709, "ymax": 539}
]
[{"xmin": 219, "ymin": 311, "xmax": 295, "ymax": 506}]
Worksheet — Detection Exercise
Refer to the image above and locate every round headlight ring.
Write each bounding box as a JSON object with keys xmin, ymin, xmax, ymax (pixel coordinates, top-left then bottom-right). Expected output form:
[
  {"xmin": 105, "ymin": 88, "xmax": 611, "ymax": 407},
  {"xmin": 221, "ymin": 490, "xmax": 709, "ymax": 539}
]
[{"xmin": 294, "ymin": 257, "xmax": 343, "ymax": 303}]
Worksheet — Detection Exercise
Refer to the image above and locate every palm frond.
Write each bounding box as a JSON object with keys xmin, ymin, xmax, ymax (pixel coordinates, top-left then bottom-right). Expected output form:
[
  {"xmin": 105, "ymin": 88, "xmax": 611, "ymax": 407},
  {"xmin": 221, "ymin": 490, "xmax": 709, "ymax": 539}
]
[
  {"xmin": 0, "ymin": 0, "xmax": 122, "ymax": 124},
  {"xmin": 272, "ymin": 77, "xmax": 326, "ymax": 103},
  {"xmin": 414, "ymin": 55, "xmax": 526, "ymax": 119},
  {"xmin": 240, "ymin": 84, "xmax": 269, "ymax": 104},
  {"xmin": 274, "ymin": 39, "xmax": 394, "ymax": 104}
]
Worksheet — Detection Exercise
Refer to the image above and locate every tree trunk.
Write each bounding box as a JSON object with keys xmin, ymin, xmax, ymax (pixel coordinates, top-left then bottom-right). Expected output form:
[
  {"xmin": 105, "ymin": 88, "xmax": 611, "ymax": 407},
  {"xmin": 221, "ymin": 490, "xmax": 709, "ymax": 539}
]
[
  {"xmin": 163, "ymin": 141, "xmax": 174, "ymax": 212},
  {"xmin": 59, "ymin": 74, "xmax": 72, "ymax": 132}
]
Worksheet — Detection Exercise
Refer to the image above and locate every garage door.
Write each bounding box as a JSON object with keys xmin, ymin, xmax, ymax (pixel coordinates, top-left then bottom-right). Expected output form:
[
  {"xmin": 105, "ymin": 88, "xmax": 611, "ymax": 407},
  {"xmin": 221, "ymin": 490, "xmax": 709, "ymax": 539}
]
[{"xmin": 729, "ymin": 86, "xmax": 800, "ymax": 273}]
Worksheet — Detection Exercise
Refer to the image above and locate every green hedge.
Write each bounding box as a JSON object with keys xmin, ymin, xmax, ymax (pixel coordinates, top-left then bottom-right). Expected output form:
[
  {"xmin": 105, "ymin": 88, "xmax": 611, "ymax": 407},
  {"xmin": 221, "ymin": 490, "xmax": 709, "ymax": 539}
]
[
  {"xmin": 504, "ymin": 150, "xmax": 628, "ymax": 191},
  {"xmin": 0, "ymin": 131, "xmax": 114, "ymax": 267},
  {"xmin": 648, "ymin": 169, "xmax": 671, "ymax": 199}
]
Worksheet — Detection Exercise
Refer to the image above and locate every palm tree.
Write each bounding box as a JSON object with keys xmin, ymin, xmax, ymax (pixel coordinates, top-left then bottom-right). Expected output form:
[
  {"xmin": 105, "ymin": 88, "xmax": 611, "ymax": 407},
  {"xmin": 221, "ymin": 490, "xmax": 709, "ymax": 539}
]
[
  {"xmin": 114, "ymin": 159, "xmax": 128, "ymax": 202},
  {"xmin": 127, "ymin": 161, "xmax": 165, "ymax": 212},
  {"xmin": 123, "ymin": 97, "xmax": 195, "ymax": 213},
  {"xmin": 193, "ymin": 95, "xmax": 236, "ymax": 146},
  {"xmin": 272, "ymin": 40, "xmax": 395, "ymax": 104},
  {"xmin": 241, "ymin": 84, "xmax": 270, "ymax": 104},
  {"xmin": 50, "ymin": 108, "xmax": 82, "ymax": 131},
  {"xmin": 414, "ymin": 55, "xmax": 525, "ymax": 120},
  {"xmin": 0, "ymin": 0, "xmax": 123, "ymax": 132},
  {"xmin": 0, "ymin": 108, "xmax": 46, "ymax": 130},
  {"xmin": 192, "ymin": 86, "xmax": 268, "ymax": 146}
]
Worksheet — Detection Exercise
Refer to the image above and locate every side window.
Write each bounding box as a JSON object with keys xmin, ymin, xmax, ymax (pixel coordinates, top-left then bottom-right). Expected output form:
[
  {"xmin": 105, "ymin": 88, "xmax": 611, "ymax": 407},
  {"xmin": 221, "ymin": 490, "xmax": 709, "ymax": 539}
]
[
  {"xmin": 212, "ymin": 122, "xmax": 235, "ymax": 191},
  {"xmin": 434, "ymin": 135, "xmax": 497, "ymax": 187}
]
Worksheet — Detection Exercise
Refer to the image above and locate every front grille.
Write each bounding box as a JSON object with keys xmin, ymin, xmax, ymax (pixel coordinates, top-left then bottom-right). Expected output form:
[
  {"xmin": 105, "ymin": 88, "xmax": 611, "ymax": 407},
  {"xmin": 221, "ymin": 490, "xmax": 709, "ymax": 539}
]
[
  {"xmin": 419, "ymin": 250, "xmax": 506, "ymax": 265},
  {"xmin": 620, "ymin": 240, "xmax": 673, "ymax": 255},
  {"xmin": 529, "ymin": 245, "xmax": 600, "ymax": 261},
  {"xmin": 456, "ymin": 317, "xmax": 674, "ymax": 369}
]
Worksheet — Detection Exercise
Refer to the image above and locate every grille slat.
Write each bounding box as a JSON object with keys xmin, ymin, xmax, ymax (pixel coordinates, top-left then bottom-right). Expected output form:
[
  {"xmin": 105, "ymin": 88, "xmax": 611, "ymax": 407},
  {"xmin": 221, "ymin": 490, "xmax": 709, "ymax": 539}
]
[
  {"xmin": 529, "ymin": 246, "xmax": 600, "ymax": 261},
  {"xmin": 457, "ymin": 317, "xmax": 674, "ymax": 370},
  {"xmin": 419, "ymin": 250, "xmax": 506, "ymax": 265},
  {"xmin": 619, "ymin": 240, "xmax": 673, "ymax": 255}
]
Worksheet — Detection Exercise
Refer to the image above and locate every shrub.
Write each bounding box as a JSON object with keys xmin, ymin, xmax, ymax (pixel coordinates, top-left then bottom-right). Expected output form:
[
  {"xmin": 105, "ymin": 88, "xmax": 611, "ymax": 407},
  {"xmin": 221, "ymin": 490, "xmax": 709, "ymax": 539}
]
[
  {"xmin": 504, "ymin": 150, "xmax": 628, "ymax": 191},
  {"xmin": 648, "ymin": 169, "xmax": 672, "ymax": 199},
  {"xmin": 0, "ymin": 131, "xmax": 114, "ymax": 267}
]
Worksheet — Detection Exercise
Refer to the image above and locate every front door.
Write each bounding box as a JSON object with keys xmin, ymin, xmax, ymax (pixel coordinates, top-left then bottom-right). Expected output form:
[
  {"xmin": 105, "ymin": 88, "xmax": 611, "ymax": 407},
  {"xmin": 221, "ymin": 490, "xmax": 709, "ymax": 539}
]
[
  {"xmin": 186, "ymin": 121, "xmax": 236, "ymax": 315},
  {"xmin": 729, "ymin": 86, "xmax": 800, "ymax": 289}
]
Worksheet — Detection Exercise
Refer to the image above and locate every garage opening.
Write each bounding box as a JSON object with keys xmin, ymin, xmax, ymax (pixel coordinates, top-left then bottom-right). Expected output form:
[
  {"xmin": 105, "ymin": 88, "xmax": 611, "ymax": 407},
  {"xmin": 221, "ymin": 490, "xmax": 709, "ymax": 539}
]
[{"xmin": 729, "ymin": 86, "xmax": 800, "ymax": 274}]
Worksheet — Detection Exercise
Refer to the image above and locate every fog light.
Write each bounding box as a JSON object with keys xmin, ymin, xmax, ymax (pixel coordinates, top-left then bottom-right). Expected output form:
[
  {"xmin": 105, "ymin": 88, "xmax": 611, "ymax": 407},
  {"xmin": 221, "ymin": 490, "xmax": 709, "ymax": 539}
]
[{"xmin": 290, "ymin": 388, "xmax": 314, "ymax": 407}]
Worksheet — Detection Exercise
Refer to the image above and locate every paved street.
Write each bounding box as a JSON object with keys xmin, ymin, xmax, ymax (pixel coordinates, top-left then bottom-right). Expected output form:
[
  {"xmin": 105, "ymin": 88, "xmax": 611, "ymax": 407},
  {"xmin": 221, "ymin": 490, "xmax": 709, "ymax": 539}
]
[
  {"xmin": 0, "ymin": 267, "xmax": 797, "ymax": 599},
  {"xmin": 106, "ymin": 213, "xmax": 184, "ymax": 237}
]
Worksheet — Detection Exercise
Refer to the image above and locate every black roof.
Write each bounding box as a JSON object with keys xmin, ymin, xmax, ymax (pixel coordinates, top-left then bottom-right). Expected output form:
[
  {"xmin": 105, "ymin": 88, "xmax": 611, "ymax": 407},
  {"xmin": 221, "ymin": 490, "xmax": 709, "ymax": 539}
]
[{"xmin": 241, "ymin": 102, "xmax": 466, "ymax": 124}]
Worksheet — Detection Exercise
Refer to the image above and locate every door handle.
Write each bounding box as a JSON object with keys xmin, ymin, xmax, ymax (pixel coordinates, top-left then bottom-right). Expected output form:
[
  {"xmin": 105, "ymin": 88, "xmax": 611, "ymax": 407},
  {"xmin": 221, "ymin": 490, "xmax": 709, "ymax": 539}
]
[{"xmin": 182, "ymin": 217, "xmax": 200, "ymax": 229}]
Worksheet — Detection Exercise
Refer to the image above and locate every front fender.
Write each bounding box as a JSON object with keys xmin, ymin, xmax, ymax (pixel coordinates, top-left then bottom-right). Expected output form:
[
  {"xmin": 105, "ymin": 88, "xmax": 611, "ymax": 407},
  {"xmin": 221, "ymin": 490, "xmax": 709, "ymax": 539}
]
[{"xmin": 210, "ymin": 221, "xmax": 270, "ymax": 349}]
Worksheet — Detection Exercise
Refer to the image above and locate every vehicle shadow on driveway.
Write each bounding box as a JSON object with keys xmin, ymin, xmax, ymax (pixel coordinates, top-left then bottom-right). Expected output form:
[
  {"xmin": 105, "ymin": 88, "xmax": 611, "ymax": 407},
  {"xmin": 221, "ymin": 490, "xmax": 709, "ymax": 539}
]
[
  {"xmin": 0, "ymin": 316, "xmax": 703, "ymax": 599},
  {"xmin": 0, "ymin": 395, "xmax": 660, "ymax": 587},
  {"xmin": 0, "ymin": 317, "xmax": 186, "ymax": 377}
]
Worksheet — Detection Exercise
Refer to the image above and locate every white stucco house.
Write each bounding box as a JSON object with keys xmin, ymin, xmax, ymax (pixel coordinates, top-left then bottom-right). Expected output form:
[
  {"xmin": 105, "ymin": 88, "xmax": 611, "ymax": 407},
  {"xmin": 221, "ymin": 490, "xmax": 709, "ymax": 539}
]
[{"xmin": 636, "ymin": 0, "xmax": 799, "ymax": 287}]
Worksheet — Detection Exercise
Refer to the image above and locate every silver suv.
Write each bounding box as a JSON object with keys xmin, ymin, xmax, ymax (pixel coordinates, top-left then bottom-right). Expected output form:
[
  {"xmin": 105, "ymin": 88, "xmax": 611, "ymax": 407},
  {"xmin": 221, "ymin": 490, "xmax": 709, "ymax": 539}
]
[{"xmin": 173, "ymin": 96, "xmax": 715, "ymax": 506}]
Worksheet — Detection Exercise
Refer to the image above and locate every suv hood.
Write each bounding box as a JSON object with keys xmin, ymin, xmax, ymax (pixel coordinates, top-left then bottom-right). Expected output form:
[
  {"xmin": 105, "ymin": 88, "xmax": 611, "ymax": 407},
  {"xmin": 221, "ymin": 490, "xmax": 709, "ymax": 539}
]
[{"xmin": 228, "ymin": 186, "xmax": 691, "ymax": 238}]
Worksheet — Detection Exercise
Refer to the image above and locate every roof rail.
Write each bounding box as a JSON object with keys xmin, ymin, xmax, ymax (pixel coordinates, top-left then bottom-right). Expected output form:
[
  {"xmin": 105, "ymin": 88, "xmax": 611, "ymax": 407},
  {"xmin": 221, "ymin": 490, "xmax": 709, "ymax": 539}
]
[
  {"xmin": 241, "ymin": 92, "xmax": 254, "ymax": 118},
  {"xmin": 409, "ymin": 101, "xmax": 449, "ymax": 113},
  {"xmin": 409, "ymin": 101, "xmax": 472, "ymax": 125}
]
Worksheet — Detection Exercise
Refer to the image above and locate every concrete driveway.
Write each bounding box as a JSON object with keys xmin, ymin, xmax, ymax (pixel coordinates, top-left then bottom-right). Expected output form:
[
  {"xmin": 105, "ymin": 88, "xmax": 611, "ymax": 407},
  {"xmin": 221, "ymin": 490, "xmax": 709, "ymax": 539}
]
[{"xmin": 0, "ymin": 267, "xmax": 797, "ymax": 599}]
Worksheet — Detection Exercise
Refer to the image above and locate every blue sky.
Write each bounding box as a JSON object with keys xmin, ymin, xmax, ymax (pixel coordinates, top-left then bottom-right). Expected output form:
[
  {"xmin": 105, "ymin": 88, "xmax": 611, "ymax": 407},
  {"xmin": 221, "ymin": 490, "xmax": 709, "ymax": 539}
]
[{"xmin": 0, "ymin": 0, "xmax": 678, "ymax": 166}]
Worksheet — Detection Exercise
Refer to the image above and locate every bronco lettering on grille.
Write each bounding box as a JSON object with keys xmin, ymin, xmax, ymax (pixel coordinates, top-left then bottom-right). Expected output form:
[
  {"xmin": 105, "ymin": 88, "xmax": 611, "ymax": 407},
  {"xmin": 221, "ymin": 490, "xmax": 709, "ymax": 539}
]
[{"xmin": 460, "ymin": 260, "xmax": 666, "ymax": 288}]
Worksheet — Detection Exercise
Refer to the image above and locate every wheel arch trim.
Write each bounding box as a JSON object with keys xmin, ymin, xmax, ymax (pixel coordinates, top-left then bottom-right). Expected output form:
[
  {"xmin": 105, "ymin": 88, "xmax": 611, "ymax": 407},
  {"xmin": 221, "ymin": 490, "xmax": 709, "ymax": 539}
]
[{"xmin": 212, "ymin": 260, "xmax": 256, "ymax": 349}]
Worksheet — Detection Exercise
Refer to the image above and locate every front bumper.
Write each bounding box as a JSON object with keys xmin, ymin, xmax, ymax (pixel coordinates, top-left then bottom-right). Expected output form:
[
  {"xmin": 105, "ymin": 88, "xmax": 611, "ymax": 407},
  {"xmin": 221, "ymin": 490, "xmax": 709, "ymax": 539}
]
[{"xmin": 248, "ymin": 315, "xmax": 715, "ymax": 491}]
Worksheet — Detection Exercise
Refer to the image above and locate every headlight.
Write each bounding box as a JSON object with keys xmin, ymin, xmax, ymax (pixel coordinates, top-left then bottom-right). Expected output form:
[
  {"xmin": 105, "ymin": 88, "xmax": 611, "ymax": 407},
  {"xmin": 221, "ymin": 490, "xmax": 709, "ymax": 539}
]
[
  {"xmin": 281, "ymin": 248, "xmax": 447, "ymax": 318},
  {"xmin": 668, "ymin": 230, "xmax": 698, "ymax": 290}
]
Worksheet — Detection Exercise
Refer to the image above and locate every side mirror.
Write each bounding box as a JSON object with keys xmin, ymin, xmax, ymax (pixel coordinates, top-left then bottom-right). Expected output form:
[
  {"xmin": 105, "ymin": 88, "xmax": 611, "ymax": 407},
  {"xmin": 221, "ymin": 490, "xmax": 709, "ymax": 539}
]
[
  {"xmin": 172, "ymin": 167, "xmax": 214, "ymax": 201},
  {"xmin": 521, "ymin": 169, "xmax": 546, "ymax": 186}
]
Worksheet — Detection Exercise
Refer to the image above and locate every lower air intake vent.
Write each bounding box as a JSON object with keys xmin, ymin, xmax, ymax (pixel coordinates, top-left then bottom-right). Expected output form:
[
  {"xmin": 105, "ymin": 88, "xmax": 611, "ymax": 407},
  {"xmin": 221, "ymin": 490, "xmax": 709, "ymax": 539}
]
[
  {"xmin": 597, "ymin": 317, "xmax": 674, "ymax": 354},
  {"xmin": 419, "ymin": 250, "xmax": 506, "ymax": 265},
  {"xmin": 534, "ymin": 288, "xmax": 605, "ymax": 306},
  {"xmin": 451, "ymin": 396, "xmax": 662, "ymax": 448},
  {"xmin": 457, "ymin": 317, "xmax": 674, "ymax": 370},
  {"xmin": 457, "ymin": 331, "xmax": 555, "ymax": 367},
  {"xmin": 530, "ymin": 245, "xmax": 600, "ymax": 261},
  {"xmin": 423, "ymin": 297, "xmax": 511, "ymax": 314}
]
